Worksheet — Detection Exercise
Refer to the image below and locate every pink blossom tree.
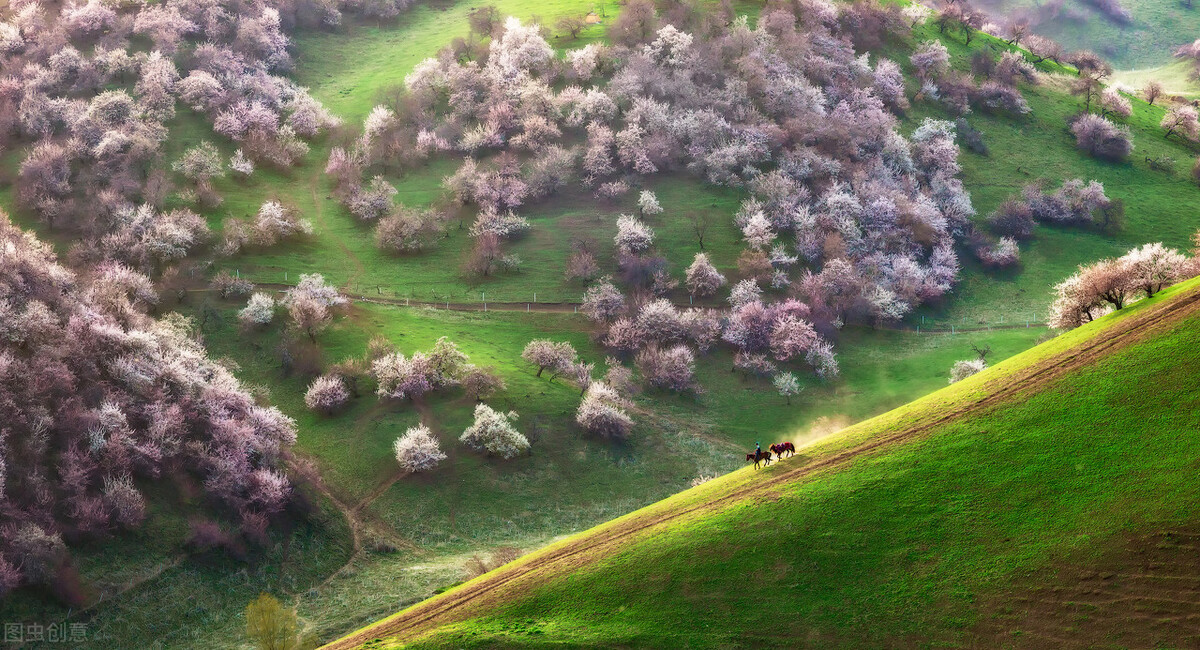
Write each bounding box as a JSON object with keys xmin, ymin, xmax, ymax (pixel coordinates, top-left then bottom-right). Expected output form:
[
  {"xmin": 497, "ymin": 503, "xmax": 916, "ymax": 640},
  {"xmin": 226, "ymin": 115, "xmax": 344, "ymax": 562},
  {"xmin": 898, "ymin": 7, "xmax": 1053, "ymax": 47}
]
[
  {"xmin": 576, "ymin": 382, "xmax": 634, "ymax": 439},
  {"xmin": 522, "ymin": 340, "xmax": 578, "ymax": 378},
  {"xmin": 635, "ymin": 345, "xmax": 696, "ymax": 392},
  {"xmin": 685, "ymin": 253, "xmax": 726, "ymax": 298},
  {"xmin": 305, "ymin": 374, "xmax": 350, "ymax": 413}
]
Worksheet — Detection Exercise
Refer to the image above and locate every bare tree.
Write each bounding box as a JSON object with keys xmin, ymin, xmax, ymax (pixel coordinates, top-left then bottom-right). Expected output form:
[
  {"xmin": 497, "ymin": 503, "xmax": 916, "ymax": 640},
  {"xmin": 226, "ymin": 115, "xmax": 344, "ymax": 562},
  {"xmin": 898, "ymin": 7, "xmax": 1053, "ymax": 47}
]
[
  {"xmin": 970, "ymin": 343, "xmax": 992, "ymax": 362},
  {"xmin": 688, "ymin": 212, "xmax": 714, "ymax": 250},
  {"xmin": 555, "ymin": 14, "xmax": 587, "ymax": 39}
]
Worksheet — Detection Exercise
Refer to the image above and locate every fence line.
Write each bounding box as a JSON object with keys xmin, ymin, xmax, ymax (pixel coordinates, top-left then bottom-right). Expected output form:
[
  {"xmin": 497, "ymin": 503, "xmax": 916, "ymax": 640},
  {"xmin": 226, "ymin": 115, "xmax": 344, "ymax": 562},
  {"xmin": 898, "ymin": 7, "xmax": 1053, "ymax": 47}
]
[{"xmin": 201, "ymin": 272, "xmax": 1051, "ymax": 334}]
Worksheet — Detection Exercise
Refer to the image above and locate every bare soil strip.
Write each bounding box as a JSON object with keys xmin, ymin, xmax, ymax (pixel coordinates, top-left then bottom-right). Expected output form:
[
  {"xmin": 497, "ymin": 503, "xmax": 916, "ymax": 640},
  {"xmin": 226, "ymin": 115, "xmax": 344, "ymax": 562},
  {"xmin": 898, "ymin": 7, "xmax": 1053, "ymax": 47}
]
[
  {"xmin": 322, "ymin": 286, "xmax": 1200, "ymax": 649},
  {"xmin": 974, "ymin": 528, "xmax": 1200, "ymax": 648}
]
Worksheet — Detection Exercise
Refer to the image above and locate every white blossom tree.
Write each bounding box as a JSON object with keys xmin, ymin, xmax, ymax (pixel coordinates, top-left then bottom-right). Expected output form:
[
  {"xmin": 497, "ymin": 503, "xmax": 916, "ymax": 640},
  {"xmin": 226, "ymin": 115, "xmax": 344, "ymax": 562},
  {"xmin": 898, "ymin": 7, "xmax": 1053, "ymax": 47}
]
[
  {"xmin": 637, "ymin": 190, "xmax": 663, "ymax": 217},
  {"xmin": 949, "ymin": 359, "xmax": 986, "ymax": 383},
  {"xmin": 394, "ymin": 424, "xmax": 447, "ymax": 472},
  {"xmin": 614, "ymin": 214, "xmax": 654, "ymax": 256},
  {"xmin": 238, "ymin": 292, "xmax": 276, "ymax": 327},
  {"xmin": 305, "ymin": 374, "xmax": 350, "ymax": 413},
  {"xmin": 773, "ymin": 372, "xmax": 802, "ymax": 405},
  {"xmin": 460, "ymin": 404, "xmax": 528, "ymax": 459},
  {"xmin": 685, "ymin": 253, "xmax": 726, "ymax": 298},
  {"xmin": 576, "ymin": 382, "xmax": 634, "ymax": 439}
]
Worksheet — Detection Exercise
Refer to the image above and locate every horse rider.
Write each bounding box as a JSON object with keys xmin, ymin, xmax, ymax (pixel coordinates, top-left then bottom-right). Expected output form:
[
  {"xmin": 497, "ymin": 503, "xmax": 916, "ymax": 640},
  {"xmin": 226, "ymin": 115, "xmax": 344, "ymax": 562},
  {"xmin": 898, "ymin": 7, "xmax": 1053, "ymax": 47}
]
[{"xmin": 755, "ymin": 441, "xmax": 761, "ymax": 458}]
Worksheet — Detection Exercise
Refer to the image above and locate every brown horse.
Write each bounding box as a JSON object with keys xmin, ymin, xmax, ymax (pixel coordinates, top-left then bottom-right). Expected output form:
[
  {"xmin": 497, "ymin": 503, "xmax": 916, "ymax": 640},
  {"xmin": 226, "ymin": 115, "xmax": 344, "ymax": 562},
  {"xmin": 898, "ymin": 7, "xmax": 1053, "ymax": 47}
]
[
  {"xmin": 770, "ymin": 442, "xmax": 796, "ymax": 458},
  {"xmin": 746, "ymin": 450, "xmax": 772, "ymax": 469}
]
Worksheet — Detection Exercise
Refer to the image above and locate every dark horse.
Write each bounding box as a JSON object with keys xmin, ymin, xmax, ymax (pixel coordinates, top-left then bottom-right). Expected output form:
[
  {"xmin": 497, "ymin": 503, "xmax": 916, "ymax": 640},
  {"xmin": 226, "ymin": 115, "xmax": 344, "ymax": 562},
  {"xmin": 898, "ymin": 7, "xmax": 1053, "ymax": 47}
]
[
  {"xmin": 745, "ymin": 450, "xmax": 772, "ymax": 469},
  {"xmin": 770, "ymin": 442, "xmax": 796, "ymax": 458}
]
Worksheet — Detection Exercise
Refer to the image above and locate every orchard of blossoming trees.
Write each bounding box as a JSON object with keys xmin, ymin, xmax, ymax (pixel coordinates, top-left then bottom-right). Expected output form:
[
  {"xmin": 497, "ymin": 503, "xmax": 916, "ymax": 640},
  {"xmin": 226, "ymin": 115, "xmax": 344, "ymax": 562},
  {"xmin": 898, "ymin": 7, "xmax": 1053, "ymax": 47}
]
[
  {"xmin": 345, "ymin": 1, "xmax": 978, "ymax": 317},
  {"xmin": 1048, "ymin": 241, "xmax": 1197, "ymax": 328},
  {"xmin": 0, "ymin": 0, "xmax": 383, "ymax": 275},
  {"xmin": 0, "ymin": 213, "xmax": 299, "ymax": 598},
  {"xmin": 327, "ymin": 0, "xmax": 1028, "ymax": 385}
]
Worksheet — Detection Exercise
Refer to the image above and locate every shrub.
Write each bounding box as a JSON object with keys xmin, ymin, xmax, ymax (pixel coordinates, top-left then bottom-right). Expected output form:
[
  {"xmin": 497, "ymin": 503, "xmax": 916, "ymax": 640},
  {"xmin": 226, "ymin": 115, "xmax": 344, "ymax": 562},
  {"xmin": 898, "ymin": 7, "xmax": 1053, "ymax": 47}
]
[
  {"xmin": 975, "ymin": 236, "xmax": 1020, "ymax": 268},
  {"xmin": 463, "ymin": 546, "xmax": 523, "ymax": 580},
  {"xmin": 103, "ymin": 474, "xmax": 146, "ymax": 529},
  {"xmin": 986, "ymin": 200, "xmax": 1035, "ymax": 240},
  {"xmin": 954, "ymin": 118, "xmax": 988, "ymax": 156},
  {"xmin": 245, "ymin": 594, "xmax": 300, "ymax": 650}
]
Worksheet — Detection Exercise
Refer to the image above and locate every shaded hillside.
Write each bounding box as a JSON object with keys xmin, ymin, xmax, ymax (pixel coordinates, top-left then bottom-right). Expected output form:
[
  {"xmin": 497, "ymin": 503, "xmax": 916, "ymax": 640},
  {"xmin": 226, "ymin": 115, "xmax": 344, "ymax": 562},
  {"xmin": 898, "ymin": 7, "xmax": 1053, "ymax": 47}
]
[
  {"xmin": 974, "ymin": 0, "xmax": 1200, "ymax": 69},
  {"xmin": 328, "ymin": 276, "xmax": 1200, "ymax": 648}
]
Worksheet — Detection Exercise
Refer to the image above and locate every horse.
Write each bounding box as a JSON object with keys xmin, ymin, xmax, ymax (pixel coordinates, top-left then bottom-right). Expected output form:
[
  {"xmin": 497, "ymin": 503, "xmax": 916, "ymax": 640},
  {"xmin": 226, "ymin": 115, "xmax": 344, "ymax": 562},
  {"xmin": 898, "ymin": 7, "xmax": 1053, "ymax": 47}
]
[
  {"xmin": 770, "ymin": 442, "xmax": 796, "ymax": 458},
  {"xmin": 746, "ymin": 450, "xmax": 772, "ymax": 469}
]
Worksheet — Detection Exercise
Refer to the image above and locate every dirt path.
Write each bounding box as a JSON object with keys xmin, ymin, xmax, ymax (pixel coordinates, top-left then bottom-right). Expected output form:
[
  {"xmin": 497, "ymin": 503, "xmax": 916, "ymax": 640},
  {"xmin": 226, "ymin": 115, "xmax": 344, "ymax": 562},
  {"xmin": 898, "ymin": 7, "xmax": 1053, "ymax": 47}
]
[
  {"xmin": 291, "ymin": 448, "xmax": 418, "ymax": 604},
  {"xmin": 321, "ymin": 286, "xmax": 1200, "ymax": 649}
]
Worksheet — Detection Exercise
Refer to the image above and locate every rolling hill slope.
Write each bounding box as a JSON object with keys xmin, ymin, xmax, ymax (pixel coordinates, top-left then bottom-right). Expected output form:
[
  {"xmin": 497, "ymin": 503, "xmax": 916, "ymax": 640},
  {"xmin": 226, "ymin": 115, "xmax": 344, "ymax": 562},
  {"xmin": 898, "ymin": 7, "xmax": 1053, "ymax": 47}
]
[{"xmin": 327, "ymin": 276, "xmax": 1200, "ymax": 648}]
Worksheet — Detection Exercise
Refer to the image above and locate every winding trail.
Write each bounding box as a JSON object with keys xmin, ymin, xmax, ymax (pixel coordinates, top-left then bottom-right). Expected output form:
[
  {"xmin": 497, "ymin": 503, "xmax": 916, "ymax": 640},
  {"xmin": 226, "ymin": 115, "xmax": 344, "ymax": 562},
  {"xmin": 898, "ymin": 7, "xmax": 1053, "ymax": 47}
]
[
  {"xmin": 321, "ymin": 285, "xmax": 1200, "ymax": 649},
  {"xmin": 290, "ymin": 448, "xmax": 418, "ymax": 605}
]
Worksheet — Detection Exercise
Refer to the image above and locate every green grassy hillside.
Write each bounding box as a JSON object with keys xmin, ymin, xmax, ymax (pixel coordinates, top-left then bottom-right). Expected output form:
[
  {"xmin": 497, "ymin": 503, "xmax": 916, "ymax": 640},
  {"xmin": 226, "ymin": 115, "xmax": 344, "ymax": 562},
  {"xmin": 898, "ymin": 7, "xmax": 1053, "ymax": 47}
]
[
  {"xmin": 977, "ymin": 0, "xmax": 1200, "ymax": 69},
  {"xmin": 328, "ymin": 277, "xmax": 1200, "ymax": 649}
]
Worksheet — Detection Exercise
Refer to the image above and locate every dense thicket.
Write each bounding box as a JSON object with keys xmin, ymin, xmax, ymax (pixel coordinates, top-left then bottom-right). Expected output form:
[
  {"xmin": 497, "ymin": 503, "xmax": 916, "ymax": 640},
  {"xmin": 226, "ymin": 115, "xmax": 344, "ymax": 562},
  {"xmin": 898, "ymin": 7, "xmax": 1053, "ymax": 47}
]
[
  {"xmin": 0, "ymin": 213, "xmax": 297, "ymax": 597},
  {"xmin": 0, "ymin": 0, "xmax": 342, "ymax": 270}
]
